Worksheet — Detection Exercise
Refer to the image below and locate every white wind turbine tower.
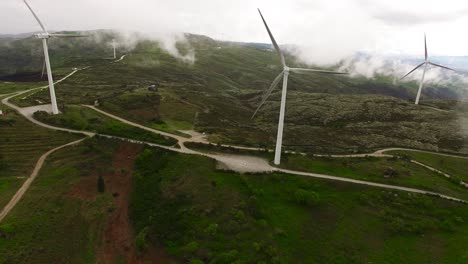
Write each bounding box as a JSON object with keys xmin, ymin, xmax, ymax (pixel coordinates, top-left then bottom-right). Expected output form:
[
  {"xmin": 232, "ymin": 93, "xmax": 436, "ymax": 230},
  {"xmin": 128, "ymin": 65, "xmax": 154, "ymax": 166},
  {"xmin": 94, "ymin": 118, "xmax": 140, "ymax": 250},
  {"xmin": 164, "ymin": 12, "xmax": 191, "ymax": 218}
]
[
  {"xmin": 253, "ymin": 9, "xmax": 347, "ymax": 165},
  {"xmin": 112, "ymin": 39, "xmax": 117, "ymax": 59},
  {"xmin": 23, "ymin": 0, "xmax": 86, "ymax": 114},
  {"xmin": 401, "ymin": 33, "xmax": 455, "ymax": 105}
]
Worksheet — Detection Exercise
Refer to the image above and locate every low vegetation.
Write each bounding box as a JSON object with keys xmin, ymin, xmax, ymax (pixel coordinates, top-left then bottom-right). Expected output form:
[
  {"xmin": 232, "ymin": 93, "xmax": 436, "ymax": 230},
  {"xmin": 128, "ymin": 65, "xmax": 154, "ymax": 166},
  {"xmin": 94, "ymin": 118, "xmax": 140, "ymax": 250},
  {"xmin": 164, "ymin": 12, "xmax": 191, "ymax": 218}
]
[
  {"xmin": 130, "ymin": 147, "xmax": 468, "ymax": 263},
  {"xmin": 0, "ymin": 178, "xmax": 24, "ymax": 210},
  {"xmin": 2, "ymin": 32, "xmax": 465, "ymax": 154},
  {"xmin": 0, "ymin": 82, "xmax": 44, "ymax": 95},
  {"xmin": 34, "ymin": 105, "xmax": 177, "ymax": 146},
  {"xmin": 279, "ymin": 154, "xmax": 468, "ymax": 201},
  {"xmin": 0, "ymin": 138, "xmax": 120, "ymax": 263},
  {"xmin": 0, "ymin": 106, "xmax": 80, "ymax": 179},
  {"xmin": 387, "ymin": 150, "xmax": 468, "ymax": 182}
]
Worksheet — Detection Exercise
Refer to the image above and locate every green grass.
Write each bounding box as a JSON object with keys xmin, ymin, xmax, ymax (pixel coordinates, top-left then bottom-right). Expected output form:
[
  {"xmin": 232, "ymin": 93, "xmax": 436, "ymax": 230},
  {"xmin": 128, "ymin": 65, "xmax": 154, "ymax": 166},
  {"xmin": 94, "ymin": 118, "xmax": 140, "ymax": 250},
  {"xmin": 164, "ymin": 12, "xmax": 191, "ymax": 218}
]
[
  {"xmin": 0, "ymin": 138, "xmax": 118, "ymax": 263},
  {"xmin": 0, "ymin": 106, "xmax": 80, "ymax": 179},
  {"xmin": 98, "ymin": 87, "xmax": 194, "ymax": 137},
  {"xmin": 34, "ymin": 104, "xmax": 177, "ymax": 146},
  {"xmin": 9, "ymin": 87, "xmax": 48, "ymax": 107},
  {"xmin": 1, "ymin": 134, "xmax": 466, "ymax": 263},
  {"xmin": 0, "ymin": 178, "xmax": 24, "ymax": 209},
  {"xmin": 130, "ymin": 147, "xmax": 468, "ymax": 263},
  {"xmin": 0, "ymin": 82, "xmax": 45, "ymax": 95},
  {"xmin": 386, "ymin": 150, "xmax": 468, "ymax": 182},
  {"xmin": 279, "ymin": 154, "xmax": 468, "ymax": 201}
]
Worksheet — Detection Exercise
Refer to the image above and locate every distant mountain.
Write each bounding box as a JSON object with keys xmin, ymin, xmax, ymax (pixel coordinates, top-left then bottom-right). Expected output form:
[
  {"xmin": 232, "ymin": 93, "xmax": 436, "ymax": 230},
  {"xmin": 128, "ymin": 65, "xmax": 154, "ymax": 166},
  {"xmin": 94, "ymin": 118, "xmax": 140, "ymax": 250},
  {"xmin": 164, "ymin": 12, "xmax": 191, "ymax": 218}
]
[{"xmin": 0, "ymin": 32, "xmax": 37, "ymax": 39}]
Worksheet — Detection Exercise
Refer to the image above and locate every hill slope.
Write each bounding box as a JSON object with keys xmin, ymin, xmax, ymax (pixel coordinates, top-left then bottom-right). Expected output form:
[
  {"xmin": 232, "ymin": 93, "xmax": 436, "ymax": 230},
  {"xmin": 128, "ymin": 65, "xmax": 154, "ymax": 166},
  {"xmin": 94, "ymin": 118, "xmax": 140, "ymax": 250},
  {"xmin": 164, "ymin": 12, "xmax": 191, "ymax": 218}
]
[{"xmin": 1, "ymin": 31, "xmax": 467, "ymax": 154}]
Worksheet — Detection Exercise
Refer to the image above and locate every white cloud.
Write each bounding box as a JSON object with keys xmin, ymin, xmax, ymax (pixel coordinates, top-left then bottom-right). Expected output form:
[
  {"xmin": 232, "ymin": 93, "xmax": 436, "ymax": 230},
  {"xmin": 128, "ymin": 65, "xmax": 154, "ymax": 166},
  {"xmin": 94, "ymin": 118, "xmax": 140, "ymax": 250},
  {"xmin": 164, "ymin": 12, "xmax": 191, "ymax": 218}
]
[{"xmin": 2, "ymin": 0, "xmax": 468, "ymax": 64}]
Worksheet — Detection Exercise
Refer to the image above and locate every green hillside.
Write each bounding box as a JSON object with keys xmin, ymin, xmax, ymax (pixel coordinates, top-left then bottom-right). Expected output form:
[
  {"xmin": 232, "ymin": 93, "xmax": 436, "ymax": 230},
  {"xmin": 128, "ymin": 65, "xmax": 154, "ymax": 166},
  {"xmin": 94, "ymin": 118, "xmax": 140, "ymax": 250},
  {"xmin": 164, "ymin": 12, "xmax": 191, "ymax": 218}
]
[
  {"xmin": 2, "ymin": 31, "xmax": 465, "ymax": 154},
  {"xmin": 1, "ymin": 138, "xmax": 466, "ymax": 263},
  {"xmin": 2, "ymin": 17, "xmax": 468, "ymax": 264}
]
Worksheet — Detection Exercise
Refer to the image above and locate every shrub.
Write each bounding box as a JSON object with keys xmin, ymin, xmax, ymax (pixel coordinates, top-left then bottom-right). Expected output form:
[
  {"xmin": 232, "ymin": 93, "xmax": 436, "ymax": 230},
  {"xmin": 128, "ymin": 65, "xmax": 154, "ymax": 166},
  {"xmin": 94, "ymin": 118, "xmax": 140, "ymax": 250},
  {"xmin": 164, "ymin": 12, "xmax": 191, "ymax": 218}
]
[
  {"xmin": 0, "ymin": 118, "xmax": 16, "ymax": 126},
  {"xmin": 184, "ymin": 241, "xmax": 199, "ymax": 254},
  {"xmin": 294, "ymin": 189, "xmax": 320, "ymax": 206},
  {"xmin": 135, "ymin": 227, "xmax": 150, "ymax": 252},
  {"xmin": 383, "ymin": 167, "xmax": 399, "ymax": 178},
  {"xmin": 204, "ymin": 223, "xmax": 218, "ymax": 236},
  {"xmin": 97, "ymin": 175, "xmax": 105, "ymax": 193}
]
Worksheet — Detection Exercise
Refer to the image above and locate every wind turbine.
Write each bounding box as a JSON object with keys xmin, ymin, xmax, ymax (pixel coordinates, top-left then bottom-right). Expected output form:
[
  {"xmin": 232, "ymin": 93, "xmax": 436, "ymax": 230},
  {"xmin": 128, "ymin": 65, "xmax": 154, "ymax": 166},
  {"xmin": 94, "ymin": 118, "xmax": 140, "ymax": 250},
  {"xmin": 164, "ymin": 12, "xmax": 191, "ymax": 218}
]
[
  {"xmin": 401, "ymin": 33, "xmax": 455, "ymax": 105},
  {"xmin": 112, "ymin": 39, "xmax": 117, "ymax": 59},
  {"xmin": 23, "ymin": 0, "xmax": 86, "ymax": 114},
  {"xmin": 253, "ymin": 9, "xmax": 347, "ymax": 165}
]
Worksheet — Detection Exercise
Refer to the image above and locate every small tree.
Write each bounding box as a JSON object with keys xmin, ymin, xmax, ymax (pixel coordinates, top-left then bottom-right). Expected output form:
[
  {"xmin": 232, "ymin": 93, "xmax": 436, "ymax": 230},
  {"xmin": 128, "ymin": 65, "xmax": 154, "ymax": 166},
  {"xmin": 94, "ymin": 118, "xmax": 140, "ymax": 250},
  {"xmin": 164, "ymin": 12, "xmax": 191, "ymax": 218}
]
[
  {"xmin": 294, "ymin": 189, "xmax": 320, "ymax": 206},
  {"xmin": 97, "ymin": 175, "xmax": 105, "ymax": 193}
]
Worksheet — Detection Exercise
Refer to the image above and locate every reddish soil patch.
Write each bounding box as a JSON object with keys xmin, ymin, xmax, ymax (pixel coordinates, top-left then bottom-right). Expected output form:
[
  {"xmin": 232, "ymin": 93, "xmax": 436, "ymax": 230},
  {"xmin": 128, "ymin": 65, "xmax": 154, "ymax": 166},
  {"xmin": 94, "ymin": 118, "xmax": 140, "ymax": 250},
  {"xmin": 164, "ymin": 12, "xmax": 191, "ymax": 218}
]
[
  {"xmin": 68, "ymin": 171, "xmax": 99, "ymax": 201},
  {"xmin": 96, "ymin": 142, "xmax": 172, "ymax": 264}
]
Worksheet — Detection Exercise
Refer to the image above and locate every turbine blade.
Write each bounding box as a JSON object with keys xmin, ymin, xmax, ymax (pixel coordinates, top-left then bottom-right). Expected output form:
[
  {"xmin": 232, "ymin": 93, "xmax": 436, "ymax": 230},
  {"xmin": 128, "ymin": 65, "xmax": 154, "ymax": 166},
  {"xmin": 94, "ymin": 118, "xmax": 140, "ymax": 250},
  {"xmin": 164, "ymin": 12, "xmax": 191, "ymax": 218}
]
[
  {"xmin": 252, "ymin": 71, "xmax": 284, "ymax": 119},
  {"xmin": 401, "ymin": 62, "xmax": 425, "ymax": 80},
  {"xmin": 23, "ymin": 0, "xmax": 47, "ymax": 33},
  {"xmin": 424, "ymin": 33, "xmax": 428, "ymax": 60},
  {"xmin": 290, "ymin": 68, "xmax": 348, "ymax": 75},
  {"xmin": 257, "ymin": 9, "xmax": 286, "ymax": 67},
  {"xmin": 428, "ymin": 62, "xmax": 456, "ymax": 72},
  {"xmin": 49, "ymin": 33, "xmax": 88, "ymax": 38}
]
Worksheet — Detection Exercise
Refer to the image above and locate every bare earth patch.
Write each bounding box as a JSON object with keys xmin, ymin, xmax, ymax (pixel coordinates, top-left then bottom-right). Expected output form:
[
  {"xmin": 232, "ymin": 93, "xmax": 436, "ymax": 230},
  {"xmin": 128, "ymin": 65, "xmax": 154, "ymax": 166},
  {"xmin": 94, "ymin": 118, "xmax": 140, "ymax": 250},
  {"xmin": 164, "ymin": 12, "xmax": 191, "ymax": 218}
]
[
  {"xmin": 68, "ymin": 142, "xmax": 172, "ymax": 263},
  {"xmin": 99, "ymin": 142, "xmax": 172, "ymax": 264}
]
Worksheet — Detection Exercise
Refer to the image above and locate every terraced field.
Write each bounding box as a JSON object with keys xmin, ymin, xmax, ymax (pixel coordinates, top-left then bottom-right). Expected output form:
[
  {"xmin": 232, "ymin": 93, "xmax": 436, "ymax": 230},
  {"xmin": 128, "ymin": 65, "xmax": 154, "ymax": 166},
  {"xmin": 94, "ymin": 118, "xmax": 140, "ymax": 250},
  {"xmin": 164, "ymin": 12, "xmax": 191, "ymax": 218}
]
[
  {"xmin": 0, "ymin": 105, "xmax": 81, "ymax": 208},
  {"xmin": 0, "ymin": 178, "xmax": 24, "ymax": 210}
]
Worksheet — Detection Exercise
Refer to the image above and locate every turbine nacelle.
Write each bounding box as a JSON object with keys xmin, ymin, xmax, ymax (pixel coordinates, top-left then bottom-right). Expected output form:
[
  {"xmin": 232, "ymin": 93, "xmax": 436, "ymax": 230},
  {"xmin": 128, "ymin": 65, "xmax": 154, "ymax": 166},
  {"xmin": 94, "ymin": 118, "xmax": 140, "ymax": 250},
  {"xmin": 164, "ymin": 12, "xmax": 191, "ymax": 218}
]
[{"xmin": 34, "ymin": 32, "xmax": 50, "ymax": 39}]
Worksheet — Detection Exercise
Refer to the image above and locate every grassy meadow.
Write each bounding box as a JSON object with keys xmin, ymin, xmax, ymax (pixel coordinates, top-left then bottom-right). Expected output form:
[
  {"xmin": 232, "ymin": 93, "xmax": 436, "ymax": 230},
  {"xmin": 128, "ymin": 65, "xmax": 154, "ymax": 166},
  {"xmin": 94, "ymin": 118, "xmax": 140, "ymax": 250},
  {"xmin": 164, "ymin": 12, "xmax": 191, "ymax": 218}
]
[
  {"xmin": 33, "ymin": 104, "xmax": 177, "ymax": 146},
  {"xmin": 130, "ymin": 147, "xmax": 468, "ymax": 263},
  {"xmin": 0, "ymin": 138, "xmax": 118, "ymax": 263},
  {"xmin": 0, "ymin": 136, "xmax": 466, "ymax": 263},
  {"xmin": 386, "ymin": 150, "xmax": 468, "ymax": 182}
]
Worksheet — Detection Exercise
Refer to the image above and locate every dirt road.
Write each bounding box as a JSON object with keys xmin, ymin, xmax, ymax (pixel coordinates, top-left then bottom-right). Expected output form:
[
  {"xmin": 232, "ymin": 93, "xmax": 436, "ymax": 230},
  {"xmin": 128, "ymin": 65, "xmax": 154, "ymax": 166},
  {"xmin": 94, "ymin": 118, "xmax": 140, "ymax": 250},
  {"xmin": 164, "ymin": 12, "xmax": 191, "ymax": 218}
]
[
  {"xmin": 2, "ymin": 69, "xmax": 467, "ymax": 208},
  {"xmin": 0, "ymin": 138, "xmax": 86, "ymax": 223}
]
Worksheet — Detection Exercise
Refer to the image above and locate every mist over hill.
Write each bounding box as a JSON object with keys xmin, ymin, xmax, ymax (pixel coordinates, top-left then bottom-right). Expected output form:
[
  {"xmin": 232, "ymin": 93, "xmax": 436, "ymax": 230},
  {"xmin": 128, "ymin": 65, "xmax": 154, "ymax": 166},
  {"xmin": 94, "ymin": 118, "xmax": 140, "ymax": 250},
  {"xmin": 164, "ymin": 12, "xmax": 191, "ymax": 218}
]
[{"xmin": 1, "ymin": 30, "xmax": 467, "ymax": 94}]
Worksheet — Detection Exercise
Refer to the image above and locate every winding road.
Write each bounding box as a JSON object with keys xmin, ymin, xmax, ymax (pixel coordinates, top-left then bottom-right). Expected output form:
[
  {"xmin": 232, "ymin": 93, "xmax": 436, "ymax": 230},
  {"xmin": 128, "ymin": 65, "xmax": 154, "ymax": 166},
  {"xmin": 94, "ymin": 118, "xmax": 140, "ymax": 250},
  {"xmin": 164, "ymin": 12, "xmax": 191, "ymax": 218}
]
[{"xmin": 1, "ymin": 58, "xmax": 467, "ymax": 223}]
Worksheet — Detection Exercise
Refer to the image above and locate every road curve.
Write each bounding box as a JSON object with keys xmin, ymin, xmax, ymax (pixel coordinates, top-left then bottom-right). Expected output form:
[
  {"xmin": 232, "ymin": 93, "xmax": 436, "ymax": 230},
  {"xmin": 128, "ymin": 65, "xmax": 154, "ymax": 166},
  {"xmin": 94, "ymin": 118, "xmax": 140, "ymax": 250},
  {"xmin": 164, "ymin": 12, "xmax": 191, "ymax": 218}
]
[
  {"xmin": 110, "ymin": 54, "xmax": 127, "ymax": 64},
  {"xmin": 277, "ymin": 168, "xmax": 467, "ymax": 204},
  {"xmin": 83, "ymin": 106, "xmax": 467, "ymax": 204},
  {"xmin": 374, "ymin": 147, "xmax": 468, "ymax": 159},
  {"xmin": 2, "ymin": 71, "xmax": 467, "ymax": 204},
  {"xmin": 0, "ymin": 138, "xmax": 87, "ymax": 223},
  {"xmin": 83, "ymin": 105, "xmax": 270, "ymax": 153}
]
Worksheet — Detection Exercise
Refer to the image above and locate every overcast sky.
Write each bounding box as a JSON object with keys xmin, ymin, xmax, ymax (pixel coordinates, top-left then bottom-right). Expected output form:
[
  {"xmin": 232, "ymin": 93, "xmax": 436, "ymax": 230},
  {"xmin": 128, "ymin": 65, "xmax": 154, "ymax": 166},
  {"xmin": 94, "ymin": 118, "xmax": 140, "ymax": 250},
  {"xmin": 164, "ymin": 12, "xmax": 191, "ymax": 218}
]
[{"xmin": 2, "ymin": 0, "xmax": 468, "ymax": 64}]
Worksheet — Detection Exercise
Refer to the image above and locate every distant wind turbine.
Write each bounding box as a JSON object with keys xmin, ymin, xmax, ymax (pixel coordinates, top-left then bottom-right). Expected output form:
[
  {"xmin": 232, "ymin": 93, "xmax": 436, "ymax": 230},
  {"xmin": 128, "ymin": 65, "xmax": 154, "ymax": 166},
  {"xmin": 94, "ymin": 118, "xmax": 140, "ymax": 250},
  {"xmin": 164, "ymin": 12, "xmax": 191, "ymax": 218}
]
[
  {"xmin": 23, "ymin": 0, "xmax": 87, "ymax": 114},
  {"xmin": 112, "ymin": 39, "xmax": 117, "ymax": 59},
  {"xmin": 253, "ymin": 9, "xmax": 347, "ymax": 165},
  {"xmin": 401, "ymin": 33, "xmax": 455, "ymax": 105}
]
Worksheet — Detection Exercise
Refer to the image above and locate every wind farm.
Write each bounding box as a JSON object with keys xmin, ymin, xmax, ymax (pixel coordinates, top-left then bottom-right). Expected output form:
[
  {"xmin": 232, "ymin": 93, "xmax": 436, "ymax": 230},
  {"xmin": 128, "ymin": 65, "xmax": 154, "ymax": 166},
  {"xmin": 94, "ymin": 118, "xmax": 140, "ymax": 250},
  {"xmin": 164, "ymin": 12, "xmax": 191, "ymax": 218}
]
[{"xmin": 0, "ymin": 1, "xmax": 467, "ymax": 263}]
